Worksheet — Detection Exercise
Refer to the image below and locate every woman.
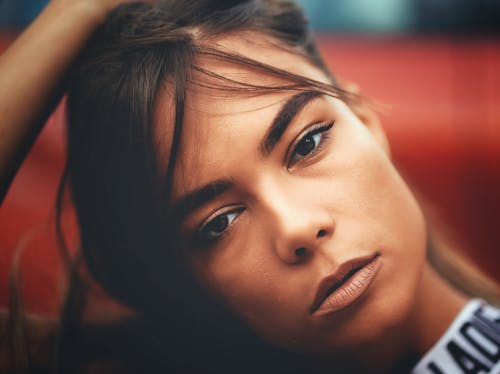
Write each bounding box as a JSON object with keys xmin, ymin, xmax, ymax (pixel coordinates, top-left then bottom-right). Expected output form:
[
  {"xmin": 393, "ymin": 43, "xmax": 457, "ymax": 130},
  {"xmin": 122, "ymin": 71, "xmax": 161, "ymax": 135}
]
[{"xmin": 1, "ymin": 0, "xmax": 499, "ymax": 373}]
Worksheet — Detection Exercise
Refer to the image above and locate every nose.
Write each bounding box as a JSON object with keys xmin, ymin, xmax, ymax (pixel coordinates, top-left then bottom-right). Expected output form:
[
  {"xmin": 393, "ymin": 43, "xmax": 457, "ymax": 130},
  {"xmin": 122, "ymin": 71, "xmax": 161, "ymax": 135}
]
[{"xmin": 261, "ymin": 183, "xmax": 335, "ymax": 265}]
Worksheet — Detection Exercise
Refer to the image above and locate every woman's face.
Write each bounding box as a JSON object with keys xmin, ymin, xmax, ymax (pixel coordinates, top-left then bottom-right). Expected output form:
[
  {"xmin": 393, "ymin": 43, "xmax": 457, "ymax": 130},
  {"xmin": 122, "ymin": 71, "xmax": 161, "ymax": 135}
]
[{"xmin": 160, "ymin": 35, "xmax": 427, "ymax": 355}]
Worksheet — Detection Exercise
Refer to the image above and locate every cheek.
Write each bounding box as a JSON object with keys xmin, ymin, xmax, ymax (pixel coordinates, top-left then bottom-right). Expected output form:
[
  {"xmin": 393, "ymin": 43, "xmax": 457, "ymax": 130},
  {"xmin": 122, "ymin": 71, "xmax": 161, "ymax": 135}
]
[
  {"xmin": 193, "ymin": 238, "xmax": 282, "ymax": 322},
  {"xmin": 194, "ymin": 238, "xmax": 313, "ymax": 347},
  {"xmin": 361, "ymin": 157, "xmax": 427, "ymax": 330},
  {"xmin": 351, "ymin": 141, "xmax": 427, "ymax": 270},
  {"xmin": 366, "ymin": 152, "xmax": 427, "ymax": 325},
  {"xmin": 321, "ymin": 121, "xmax": 426, "ymax": 254},
  {"xmin": 330, "ymin": 120, "xmax": 426, "ymax": 253},
  {"xmin": 310, "ymin": 126, "xmax": 427, "ymax": 347}
]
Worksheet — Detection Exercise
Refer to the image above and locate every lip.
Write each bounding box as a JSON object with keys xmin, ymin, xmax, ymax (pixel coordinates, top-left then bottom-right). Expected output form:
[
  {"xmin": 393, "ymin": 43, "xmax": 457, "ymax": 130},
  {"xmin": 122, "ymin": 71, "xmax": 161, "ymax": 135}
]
[{"xmin": 310, "ymin": 253, "xmax": 381, "ymax": 316}]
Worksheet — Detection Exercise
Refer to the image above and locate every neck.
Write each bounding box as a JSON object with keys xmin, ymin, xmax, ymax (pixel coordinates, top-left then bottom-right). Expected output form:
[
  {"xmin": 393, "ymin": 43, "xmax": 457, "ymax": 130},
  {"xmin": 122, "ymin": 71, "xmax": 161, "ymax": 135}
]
[
  {"xmin": 372, "ymin": 262, "xmax": 469, "ymax": 372},
  {"xmin": 407, "ymin": 263, "xmax": 468, "ymax": 357}
]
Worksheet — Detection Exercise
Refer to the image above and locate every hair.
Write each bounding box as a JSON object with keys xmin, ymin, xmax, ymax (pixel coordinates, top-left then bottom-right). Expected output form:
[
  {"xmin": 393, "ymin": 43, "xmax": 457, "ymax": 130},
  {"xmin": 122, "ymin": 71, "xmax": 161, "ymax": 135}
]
[
  {"xmin": 60, "ymin": 0, "xmax": 350, "ymax": 372},
  {"xmin": 6, "ymin": 0, "xmax": 500, "ymax": 372}
]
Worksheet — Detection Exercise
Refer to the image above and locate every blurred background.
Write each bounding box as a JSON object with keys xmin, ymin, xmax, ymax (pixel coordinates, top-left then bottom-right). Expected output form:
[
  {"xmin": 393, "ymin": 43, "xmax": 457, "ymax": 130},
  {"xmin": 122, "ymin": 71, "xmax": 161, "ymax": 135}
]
[{"xmin": 0, "ymin": 0, "xmax": 499, "ymax": 316}]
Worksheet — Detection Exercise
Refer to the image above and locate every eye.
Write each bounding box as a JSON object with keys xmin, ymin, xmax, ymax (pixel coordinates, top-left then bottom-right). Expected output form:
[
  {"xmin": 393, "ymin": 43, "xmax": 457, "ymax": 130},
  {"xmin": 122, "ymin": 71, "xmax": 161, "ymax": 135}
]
[
  {"xmin": 195, "ymin": 208, "xmax": 243, "ymax": 245},
  {"xmin": 288, "ymin": 121, "xmax": 334, "ymax": 167}
]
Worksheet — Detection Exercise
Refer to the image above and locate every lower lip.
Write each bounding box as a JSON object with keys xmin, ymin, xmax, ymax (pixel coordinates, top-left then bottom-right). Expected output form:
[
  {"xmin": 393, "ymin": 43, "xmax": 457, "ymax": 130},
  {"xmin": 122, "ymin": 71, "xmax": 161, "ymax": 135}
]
[{"xmin": 313, "ymin": 255, "xmax": 382, "ymax": 316}]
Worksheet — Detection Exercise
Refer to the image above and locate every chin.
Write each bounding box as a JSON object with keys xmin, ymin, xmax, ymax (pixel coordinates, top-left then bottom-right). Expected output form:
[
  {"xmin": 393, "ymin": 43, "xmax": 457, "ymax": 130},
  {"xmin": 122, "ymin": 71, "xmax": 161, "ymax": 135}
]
[{"xmin": 313, "ymin": 251, "xmax": 425, "ymax": 354}]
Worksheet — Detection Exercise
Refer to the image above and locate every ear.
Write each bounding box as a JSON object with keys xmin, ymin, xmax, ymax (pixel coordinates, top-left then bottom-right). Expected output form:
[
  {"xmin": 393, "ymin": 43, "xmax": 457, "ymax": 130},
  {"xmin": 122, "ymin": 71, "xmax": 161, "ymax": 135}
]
[{"xmin": 344, "ymin": 82, "xmax": 391, "ymax": 157}]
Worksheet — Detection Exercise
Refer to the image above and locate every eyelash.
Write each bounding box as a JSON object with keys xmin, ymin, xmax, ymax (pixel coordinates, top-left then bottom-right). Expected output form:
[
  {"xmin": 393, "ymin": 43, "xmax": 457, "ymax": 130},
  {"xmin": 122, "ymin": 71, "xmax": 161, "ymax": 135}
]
[
  {"xmin": 194, "ymin": 207, "xmax": 244, "ymax": 247},
  {"xmin": 192, "ymin": 120, "xmax": 335, "ymax": 248},
  {"xmin": 287, "ymin": 121, "xmax": 335, "ymax": 168}
]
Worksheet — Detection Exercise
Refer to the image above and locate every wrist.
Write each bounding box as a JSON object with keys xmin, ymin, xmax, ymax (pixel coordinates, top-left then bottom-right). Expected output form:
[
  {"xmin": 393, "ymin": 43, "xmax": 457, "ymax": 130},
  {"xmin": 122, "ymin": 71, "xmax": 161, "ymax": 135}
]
[{"xmin": 47, "ymin": 0, "xmax": 110, "ymax": 28}]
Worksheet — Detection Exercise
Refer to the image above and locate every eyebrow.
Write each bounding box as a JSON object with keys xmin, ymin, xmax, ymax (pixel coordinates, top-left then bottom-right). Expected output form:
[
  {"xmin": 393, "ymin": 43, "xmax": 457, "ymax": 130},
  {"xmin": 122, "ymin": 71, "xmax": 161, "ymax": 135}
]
[
  {"xmin": 172, "ymin": 179, "xmax": 233, "ymax": 220},
  {"xmin": 259, "ymin": 90, "xmax": 323, "ymax": 156},
  {"xmin": 173, "ymin": 90, "xmax": 323, "ymax": 220}
]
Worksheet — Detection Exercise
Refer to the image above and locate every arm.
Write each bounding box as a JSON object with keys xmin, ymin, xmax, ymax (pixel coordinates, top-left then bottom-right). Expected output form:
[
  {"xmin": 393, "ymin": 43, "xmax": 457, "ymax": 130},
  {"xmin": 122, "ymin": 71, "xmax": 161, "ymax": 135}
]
[{"xmin": 0, "ymin": 0, "xmax": 138, "ymax": 203}]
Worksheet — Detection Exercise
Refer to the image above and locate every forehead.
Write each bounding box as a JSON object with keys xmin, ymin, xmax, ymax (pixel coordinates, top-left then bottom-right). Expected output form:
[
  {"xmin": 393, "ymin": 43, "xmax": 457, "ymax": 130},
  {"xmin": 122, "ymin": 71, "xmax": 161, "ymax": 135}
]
[
  {"xmin": 160, "ymin": 34, "xmax": 330, "ymax": 200},
  {"xmin": 186, "ymin": 32, "xmax": 329, "ymax": 114}
]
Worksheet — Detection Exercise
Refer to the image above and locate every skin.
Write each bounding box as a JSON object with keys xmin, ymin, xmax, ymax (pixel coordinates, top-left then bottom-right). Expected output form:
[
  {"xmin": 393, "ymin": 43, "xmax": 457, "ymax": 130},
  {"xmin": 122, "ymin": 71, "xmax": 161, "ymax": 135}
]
[{"xmin": 163, "ymin": 34, "xmax": 468, "ymax": 372}]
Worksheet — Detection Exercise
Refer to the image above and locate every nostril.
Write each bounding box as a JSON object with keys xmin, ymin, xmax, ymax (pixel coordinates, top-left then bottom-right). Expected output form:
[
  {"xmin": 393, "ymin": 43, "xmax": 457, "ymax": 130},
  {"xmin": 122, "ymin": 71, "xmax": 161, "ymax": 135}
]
[
  {"xmin": 294, "ymin": 247, "xmax": 307, "ymax": 257},
  {"xmin": 317, "ymin": 229, "xmax": 327, "ymax": 238}
]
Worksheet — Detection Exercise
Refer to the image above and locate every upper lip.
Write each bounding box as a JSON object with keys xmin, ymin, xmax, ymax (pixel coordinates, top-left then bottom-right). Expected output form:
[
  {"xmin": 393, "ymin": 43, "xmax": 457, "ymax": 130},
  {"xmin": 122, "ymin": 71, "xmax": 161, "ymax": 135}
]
[{"xmin": 310, "ymin": 253, "xmax": 379, "ymax": 314}]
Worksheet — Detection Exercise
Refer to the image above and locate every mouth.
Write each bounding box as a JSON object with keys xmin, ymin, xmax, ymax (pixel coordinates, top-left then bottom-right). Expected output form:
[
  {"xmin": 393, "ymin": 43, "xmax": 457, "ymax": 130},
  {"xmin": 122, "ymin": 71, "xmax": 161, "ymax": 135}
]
[{"xmin": 310, "ymin": 253, "xmax": 381, "ymax": 316}]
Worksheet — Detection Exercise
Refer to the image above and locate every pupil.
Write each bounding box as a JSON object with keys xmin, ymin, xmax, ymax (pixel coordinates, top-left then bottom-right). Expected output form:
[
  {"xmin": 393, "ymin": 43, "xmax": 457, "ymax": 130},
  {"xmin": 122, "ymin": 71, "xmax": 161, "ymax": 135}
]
[
  {"xmin": 208, "ymin": 215, "xmax": 229, "ymax": 233},
  {"xmin": 296, "ymin": 136, "xmax": 315, "ymax": 156}
]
